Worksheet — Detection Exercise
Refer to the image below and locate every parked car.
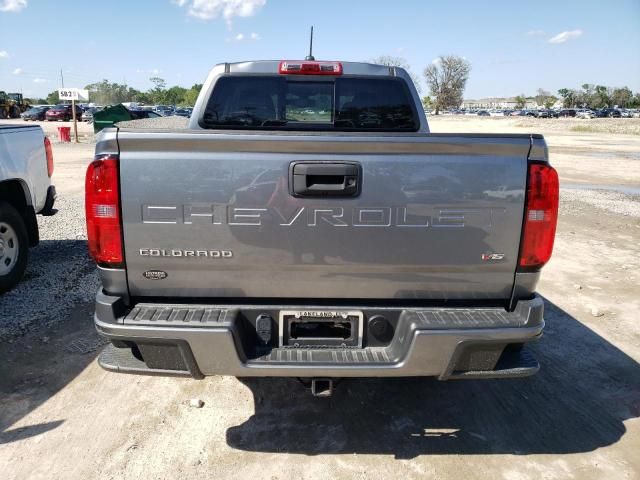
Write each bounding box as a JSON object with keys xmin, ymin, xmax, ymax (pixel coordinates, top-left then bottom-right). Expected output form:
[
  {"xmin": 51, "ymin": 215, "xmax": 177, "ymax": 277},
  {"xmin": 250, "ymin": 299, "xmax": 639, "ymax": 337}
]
[
  {"xmin": 576, "ymin": 109, "xmax": 596, "ymax": 119},
  {"xmin": 153, "ymin": 105, "xmax": 175, "ymax": 116},
  {"xmin": 173, "ymin": 108, "xmax": 192, "ymax": 118},
  {"xmin": 477, "ymin": 110, "xmax": 490, "ymax": 116},
  {"xmin": 45, "ymin": 104, "xmax": 83, "ymax": 121},
  {"xmin": 128, "ymin": 109, "xmax": 162, "ymax": 120},
  {"xmin": 538, "ymin": 110, "xmax": 558, "ymax": 118},
  {"xmin": 89, "ymin": 59, "xmax": 558, "ymax": 396},
  {"xmin": 559, "ymin": 109, "xmax": 577, "ymax": 117},
  {"xmin": 618, "ymin": 109, "xmax": 632, "ymax": 118},
  {"xmin": 596, "ymin": 108, "xmax": 621, "ymax": 118},
  {"xmin": 0, "ymin": 124, "xmax": 56, "ymax": 292},
  {"xmin": 21, "ymin": 106, "xmax": 50, "ymax": 121},
  {"xmin": 82, "ymin": 107, "xmax": 103, "ymax": 122}
]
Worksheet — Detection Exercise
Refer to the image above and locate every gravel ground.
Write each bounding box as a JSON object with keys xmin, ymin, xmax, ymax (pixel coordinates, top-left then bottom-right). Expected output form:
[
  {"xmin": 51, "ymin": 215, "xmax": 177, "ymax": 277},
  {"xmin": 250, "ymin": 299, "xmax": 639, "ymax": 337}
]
[
  {"xmin": 560, "ymin": 188, "xmax": 640, "ymax": 217},
  {"xmin": 0, "ymin": 195, "xmax": 98, "ymax": 338},
  {"xmin": 430, "ymin": 115, "xmax": 640, "ymax": 136},
  {"xmin": 115, "ymin": 116, "xmax": 189, "ymax": 129},
  {"xmin": 513, "ymin": 117, "xmax": 640, "ymax": 135}
]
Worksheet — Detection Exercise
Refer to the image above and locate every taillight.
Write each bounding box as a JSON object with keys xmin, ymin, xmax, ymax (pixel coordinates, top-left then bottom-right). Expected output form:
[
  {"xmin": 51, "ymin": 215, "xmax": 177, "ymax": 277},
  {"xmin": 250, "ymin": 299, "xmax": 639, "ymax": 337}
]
[
  {"xmin": 279, "ymin": 60, "xmax": 343, "ymax": 75},
  {"xmin": 85, "ymin": 155, "xmax": 123, "ymax": 266},
  {"xmin": 518, "ymin": 162, "xmax": 559, "ymax": 270},
  {"xmin": 44, "ymin": 136, "xmax": 54, "ymax": 177}
]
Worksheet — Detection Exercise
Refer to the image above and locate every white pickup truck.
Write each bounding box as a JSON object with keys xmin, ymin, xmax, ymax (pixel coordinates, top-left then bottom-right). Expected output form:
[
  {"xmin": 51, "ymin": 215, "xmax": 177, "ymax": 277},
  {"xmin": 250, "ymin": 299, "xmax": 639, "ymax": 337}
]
[{"xmin": 0, "ymin": 124, "xmax": 56, "ymax": 292}]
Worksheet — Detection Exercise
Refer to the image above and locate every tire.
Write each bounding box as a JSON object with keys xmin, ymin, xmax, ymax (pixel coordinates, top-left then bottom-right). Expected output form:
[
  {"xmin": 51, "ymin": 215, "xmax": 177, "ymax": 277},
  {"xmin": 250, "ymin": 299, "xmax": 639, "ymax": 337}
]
[{"xmin": 0, "ymin": 202, "xmax": 29, "ymax": 294}]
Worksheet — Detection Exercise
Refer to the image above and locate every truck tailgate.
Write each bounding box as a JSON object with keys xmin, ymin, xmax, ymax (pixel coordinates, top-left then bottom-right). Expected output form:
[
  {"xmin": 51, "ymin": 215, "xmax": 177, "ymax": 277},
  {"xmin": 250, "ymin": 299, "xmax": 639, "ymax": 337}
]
[{"xmin": 117, "ymin": 131, "xmax": 532, "ymax": 300}]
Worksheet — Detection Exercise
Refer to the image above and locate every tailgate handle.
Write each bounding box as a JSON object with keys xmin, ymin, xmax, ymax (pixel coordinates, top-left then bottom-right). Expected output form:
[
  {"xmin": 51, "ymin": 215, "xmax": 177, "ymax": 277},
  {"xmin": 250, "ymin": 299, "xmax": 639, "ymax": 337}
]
[{"xmin": 290, "ymin": 162, "xmax": 361, "ymax": 197}]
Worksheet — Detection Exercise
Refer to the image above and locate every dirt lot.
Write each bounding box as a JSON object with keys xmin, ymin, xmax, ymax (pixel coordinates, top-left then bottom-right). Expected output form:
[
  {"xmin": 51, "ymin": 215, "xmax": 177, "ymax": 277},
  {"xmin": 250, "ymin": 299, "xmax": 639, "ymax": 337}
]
[{"xmin": 1, "ymin": 117, "xmax": 639, "ymax": 479}]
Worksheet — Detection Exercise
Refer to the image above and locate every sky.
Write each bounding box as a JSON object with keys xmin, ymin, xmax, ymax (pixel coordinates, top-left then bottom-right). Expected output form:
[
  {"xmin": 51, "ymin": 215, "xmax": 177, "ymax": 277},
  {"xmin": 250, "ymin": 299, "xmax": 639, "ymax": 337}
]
[{"xmin": 1, "ymin": 0, "xmax": 639, "ymax": 100}]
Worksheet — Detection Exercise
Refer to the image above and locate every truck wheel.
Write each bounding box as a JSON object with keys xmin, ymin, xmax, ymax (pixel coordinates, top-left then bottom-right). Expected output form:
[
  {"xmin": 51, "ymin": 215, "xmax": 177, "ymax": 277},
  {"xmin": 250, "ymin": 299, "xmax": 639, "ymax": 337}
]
[{"xmin": 0, "ymin": 202, "xmax": 29, "ymax": 294}]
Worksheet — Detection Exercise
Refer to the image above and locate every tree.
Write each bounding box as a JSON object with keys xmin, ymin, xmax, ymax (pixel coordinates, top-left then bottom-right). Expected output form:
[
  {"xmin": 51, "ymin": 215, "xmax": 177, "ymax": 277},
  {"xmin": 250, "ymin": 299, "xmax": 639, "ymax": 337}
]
[
  {"xmin": 544, "ymin": 95, "xmax": 558, "ymax": 109},
  {"xmin": 149, "ymin": 77, "xmax": 167, "ymax": 104},
  {"xmin": 514, "ymin": 94, "xmax": 527, "ymax": 109},
  {"xmin": 557, "ymin": 88, "xmax": 576, "ymax": 108},
  {"xmin": 164, "ymin": 86, "xmax": 187, "ymax": 105},
  {"xmin": 25, "ymin": 97, "xmax": 47, "ymax": 105},
  {"xmin": 128, "ymin": 87, "xmax": 152, "ymax": 105},
  {"xmin": 182, "ymin": 83, "xmax": 203, "ymax": 106},
  {"xmin": 579, "ymin": 84, "xmax": 596, "ymax": 108},
  {"xmin": 594, "ymin": 85, "xmax": 611, "ymax": 108},
  {"xmin": 149, "ymin": 77, "xmax": 166, "ymax": 90},
  {"xmin": 46, "ymin": 90, "xmax": 60, "ymax": 105},
  {"xmin": 610, "ymin": 87, "xmax": 632, "ymax": 108},
  {"xmin": 85, "ymin": 79, "xmax": 131, "ymax": 105},
  {"xmin": 535, "ymin": 88, "xmax": 550, "ymax": 107},
  {"xmin": 533, "ymin": 89, "xmax": 557, "ymax": 109},
  {"xmin": 423, "ymin": 55, "xmax": 471, "ymax": 114},
  {"xmin": 372, "ymin": 55, "xmax": 422, "ymax": 94},
  {"xmin": 421, "ymin": 96, "xmax": 433, "ymax": 110}
]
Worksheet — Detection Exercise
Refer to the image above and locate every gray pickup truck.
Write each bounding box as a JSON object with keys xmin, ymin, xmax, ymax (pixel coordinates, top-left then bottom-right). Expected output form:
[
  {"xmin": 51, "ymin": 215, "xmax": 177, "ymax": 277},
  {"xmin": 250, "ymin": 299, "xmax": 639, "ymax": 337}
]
[
  {"xmin": 90, "ymin": 60, "xmax": 559, "ymax": 396},
  {"xmin": 1, "ymin": 124, "xmax": 56, "ymax": 292}
]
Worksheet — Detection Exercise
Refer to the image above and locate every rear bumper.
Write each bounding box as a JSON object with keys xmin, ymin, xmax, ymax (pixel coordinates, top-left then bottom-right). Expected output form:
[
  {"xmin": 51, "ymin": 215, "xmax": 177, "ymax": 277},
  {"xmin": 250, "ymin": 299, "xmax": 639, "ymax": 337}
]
[{"xmin": 94, "ymin": 291, "xmax": 544, "ymax": 380}]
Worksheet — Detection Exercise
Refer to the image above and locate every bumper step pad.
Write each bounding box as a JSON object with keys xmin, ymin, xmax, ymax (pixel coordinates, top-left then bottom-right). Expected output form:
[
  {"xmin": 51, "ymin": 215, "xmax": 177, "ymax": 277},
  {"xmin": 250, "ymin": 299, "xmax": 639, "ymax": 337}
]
[
  {"xmin": 448, "ymin": 348, "xmax": 539, "ymax": 380},
  {"xmin": 409, "ymin": 308, "xmax": 527, "ymax": 329},
  {"xmin": 99, "ymin": 343, "xmax": 199, "ymax": 378},
  {"xmin": 250, "ymin": 347, "xmax": 391, "ymax": 365},
  {"xmin": 124, "ymin": 305, "xmax": 233, "ymax": 327}
]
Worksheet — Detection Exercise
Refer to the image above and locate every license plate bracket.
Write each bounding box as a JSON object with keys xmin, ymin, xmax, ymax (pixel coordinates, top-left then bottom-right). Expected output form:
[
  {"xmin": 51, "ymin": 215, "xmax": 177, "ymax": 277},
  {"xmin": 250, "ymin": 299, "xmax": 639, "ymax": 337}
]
[{"xmin": 279, "ymin": 310, "xmax": 363, "ymax": 348}]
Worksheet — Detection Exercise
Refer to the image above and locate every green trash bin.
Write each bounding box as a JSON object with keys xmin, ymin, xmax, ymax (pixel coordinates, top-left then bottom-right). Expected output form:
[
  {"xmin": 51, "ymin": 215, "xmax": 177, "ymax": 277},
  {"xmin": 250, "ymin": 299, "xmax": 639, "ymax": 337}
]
[{"xmin": 93, "ymin": 104, "xmax": 133, "ymax": 133}]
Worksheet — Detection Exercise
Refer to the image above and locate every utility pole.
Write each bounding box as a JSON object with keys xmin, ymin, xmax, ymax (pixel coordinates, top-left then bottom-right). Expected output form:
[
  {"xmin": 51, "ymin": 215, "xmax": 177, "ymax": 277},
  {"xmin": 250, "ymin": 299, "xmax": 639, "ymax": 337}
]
[
  {"xmin": 60, "ymin": 69, "xmax": 64, "ymax": 88},
  {"xmin": 72, "ymin": 96, "xmax": 78, "ymax": 143}
]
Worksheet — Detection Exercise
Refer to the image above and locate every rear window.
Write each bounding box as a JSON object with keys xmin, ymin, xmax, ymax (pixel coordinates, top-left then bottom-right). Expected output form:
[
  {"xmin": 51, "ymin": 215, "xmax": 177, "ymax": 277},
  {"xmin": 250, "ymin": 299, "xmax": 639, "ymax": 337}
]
[{"xmin": 201, "ymin": 76, "xmax": 418, "ymax": 131}]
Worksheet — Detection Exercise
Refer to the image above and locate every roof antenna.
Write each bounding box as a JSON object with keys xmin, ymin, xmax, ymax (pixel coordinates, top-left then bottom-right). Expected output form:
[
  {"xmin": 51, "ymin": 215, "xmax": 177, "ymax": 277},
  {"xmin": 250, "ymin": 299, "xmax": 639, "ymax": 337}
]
[{"xmin": 305, "ymin": 26, "xmax": 315, "ymax": 61}]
